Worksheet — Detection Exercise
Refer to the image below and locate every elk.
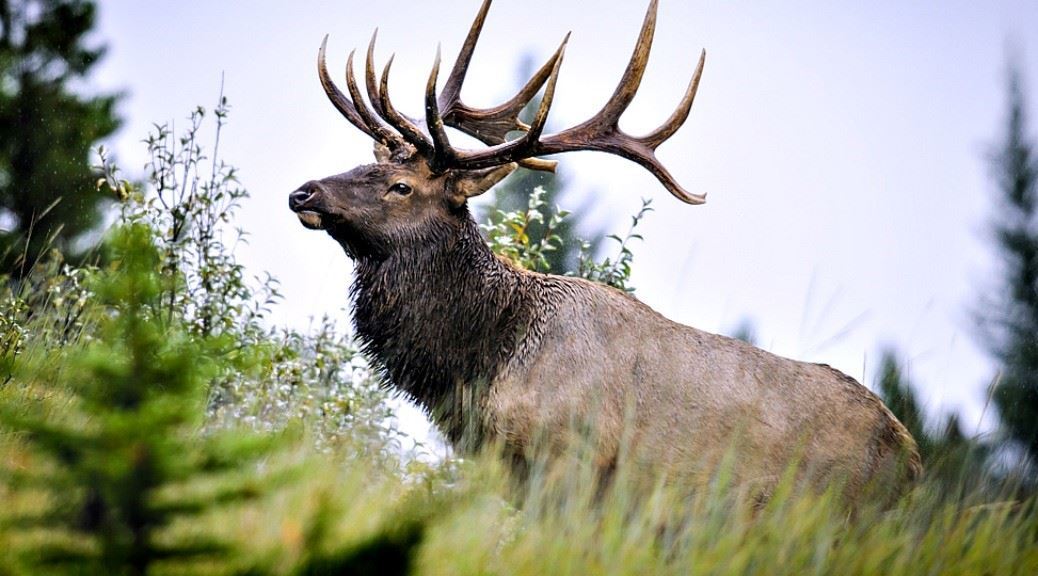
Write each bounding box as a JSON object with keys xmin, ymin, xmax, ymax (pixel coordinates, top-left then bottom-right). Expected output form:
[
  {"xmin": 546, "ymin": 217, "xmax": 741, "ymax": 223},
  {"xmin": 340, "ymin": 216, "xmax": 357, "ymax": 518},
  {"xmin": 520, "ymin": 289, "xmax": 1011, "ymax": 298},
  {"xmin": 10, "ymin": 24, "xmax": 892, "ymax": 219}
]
[{"xmin": 289, "ymin": 0, "xmax": 921, "ymax": 504}]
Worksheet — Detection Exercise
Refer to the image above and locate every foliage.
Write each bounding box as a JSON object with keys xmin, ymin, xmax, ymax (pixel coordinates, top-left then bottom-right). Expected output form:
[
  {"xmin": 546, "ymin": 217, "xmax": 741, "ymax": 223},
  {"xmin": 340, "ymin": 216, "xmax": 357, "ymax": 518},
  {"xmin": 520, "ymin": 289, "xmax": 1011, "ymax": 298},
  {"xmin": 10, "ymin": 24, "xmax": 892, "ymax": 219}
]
[
  {"xmin": 977, "ymin": 59, "xmax": 1038, "ymax": 477},
  {"xmin": 0, "ymin": 0, "xmax": 121, "ymax": 275},
  {"xmin": 208, "ymin": 315, "xmax": 401, "ymax": 459},
  {"xmin": 290, "ymin": 488, "xmax": 441, "ymax": 576},
  {"xmin": 413, "ymin": 451, "xmax": 1038, "ymax": 576},
  {"xmin": 0, "ymin": 249, "xmax": 96, "ymax": 386},
  {"xmin": 96, "ymin": 102, "xmax": 400, "ymax": 456},
  {"xmin": 108, "ymin": 92, "xmax": 276, "ymax": 341},
  {"xmin": 482, "ymin": 186, "xmax": 653, "ymax": 293},
  {"xmin": 0, "ymin": 224, "xmax": 283, "ymax": 574},
  {"xmin": 481, "ymin": 186, "xmax": 569, "ymax": 273},
  {"xmin": 476, "ymin": 54, "xmax": 602, "ymax": 275},
  {"xmin": 0, "ymin": 99, "xmax": 407, "ymax": 572},
  {"xmin": 574, "ymin": 198, "xmax": 653, "ymax": 293}
]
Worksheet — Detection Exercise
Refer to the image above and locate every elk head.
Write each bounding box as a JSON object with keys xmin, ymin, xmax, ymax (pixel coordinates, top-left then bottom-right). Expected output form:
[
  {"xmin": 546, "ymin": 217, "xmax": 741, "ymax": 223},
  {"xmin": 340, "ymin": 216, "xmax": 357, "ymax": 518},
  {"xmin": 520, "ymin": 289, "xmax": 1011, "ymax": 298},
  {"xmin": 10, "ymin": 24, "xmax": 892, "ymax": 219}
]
[{"xmin": 290, "ymin": 0, "xmax": 707, "ymax": 257}]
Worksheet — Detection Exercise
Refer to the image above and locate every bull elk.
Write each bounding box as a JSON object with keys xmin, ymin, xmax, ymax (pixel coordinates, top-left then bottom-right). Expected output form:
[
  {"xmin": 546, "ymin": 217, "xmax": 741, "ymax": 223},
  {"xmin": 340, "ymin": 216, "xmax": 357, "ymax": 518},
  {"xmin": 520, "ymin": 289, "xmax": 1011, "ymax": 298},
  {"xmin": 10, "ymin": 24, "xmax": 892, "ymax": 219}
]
[{"xmin": 289, "ymin": 0, "xmax": 921, "ymax": 504}]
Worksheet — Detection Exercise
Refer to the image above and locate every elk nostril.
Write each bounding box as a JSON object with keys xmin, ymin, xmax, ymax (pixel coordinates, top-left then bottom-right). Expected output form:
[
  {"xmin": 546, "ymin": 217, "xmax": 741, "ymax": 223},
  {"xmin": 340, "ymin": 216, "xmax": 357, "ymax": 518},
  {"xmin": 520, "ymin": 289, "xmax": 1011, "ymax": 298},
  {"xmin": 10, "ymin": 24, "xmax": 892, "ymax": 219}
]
[{"xmin": 289, "ymin": 187, "xmax": 315, "ymax": 210}]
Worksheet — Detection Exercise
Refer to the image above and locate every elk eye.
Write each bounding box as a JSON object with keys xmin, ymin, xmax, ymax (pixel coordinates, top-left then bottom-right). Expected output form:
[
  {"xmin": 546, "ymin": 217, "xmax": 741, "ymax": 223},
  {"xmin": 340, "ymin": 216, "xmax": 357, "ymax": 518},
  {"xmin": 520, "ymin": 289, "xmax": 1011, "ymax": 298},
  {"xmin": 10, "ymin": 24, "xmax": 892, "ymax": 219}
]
[{"xmin": 389, "ymin": 182, "xmax": 412, "ymax": 196}]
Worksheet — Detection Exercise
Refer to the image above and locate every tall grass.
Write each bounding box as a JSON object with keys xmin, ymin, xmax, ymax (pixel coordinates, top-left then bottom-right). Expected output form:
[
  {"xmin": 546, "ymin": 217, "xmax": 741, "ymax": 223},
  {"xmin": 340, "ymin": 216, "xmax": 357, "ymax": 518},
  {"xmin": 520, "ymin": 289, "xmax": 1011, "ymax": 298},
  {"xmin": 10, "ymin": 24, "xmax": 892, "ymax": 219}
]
[{"xmin": 3, "ymin": 430, "xmax": 1037, "ymax": 574}]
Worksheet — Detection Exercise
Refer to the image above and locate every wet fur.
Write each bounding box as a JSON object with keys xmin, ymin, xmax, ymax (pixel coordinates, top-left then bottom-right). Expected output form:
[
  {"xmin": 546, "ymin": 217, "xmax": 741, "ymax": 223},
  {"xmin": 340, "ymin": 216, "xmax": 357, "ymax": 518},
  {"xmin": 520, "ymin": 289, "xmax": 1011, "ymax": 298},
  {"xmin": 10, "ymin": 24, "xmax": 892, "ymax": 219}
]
[
  {"xmin": 347, "ymin": 208, "xmax": 921, "ymax": 503},
  {"xmin": 294, "ymin": 161, "xmax": 922, "ymax": 506}
]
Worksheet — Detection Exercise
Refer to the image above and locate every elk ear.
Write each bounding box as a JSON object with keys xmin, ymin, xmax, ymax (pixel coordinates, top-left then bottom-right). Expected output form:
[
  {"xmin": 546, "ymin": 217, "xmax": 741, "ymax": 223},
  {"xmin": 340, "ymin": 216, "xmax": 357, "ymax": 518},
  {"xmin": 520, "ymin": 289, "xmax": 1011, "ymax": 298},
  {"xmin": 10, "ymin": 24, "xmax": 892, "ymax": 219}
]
[
  {"xmin": 373, "ymin": 142, "xmax": 392, "ymax": 163},
  {"xmin": 448, "ymin": 163, "xmax": 517, "ymax": 206}
]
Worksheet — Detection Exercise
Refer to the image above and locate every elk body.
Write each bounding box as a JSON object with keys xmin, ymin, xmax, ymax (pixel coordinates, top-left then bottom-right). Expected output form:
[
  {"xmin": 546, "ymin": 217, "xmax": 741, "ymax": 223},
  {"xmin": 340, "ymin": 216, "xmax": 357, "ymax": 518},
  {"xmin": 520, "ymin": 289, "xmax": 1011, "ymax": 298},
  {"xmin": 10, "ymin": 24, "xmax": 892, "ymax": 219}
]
[{"xmin": 290, "ymin": 0, "xmax": 921, "ymax": 503}]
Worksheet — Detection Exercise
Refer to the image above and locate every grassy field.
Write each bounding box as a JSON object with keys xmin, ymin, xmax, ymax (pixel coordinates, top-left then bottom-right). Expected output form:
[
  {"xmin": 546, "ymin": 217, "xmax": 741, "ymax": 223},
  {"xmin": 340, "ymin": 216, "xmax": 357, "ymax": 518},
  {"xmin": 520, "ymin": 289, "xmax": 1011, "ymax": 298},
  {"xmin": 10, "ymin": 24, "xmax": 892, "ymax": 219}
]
[{"xmin": 4, "ymin": 431, "xmax": 1035, "ymax": 575}]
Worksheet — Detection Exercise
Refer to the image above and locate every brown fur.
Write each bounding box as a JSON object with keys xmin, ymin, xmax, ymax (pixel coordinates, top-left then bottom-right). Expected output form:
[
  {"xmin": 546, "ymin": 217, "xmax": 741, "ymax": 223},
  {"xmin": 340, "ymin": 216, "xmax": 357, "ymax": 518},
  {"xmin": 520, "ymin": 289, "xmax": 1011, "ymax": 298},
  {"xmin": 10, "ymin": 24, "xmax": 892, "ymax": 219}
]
[{"xmin": 289, "ymin": 156, "xmax": 922, "ymax": 506}]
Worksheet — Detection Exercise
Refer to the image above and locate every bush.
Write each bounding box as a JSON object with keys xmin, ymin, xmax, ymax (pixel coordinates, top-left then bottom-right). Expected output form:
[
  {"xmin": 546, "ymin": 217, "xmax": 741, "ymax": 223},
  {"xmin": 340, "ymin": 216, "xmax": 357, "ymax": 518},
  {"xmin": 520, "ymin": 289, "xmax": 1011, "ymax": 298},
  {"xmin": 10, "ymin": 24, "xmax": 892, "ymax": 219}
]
[{"xmin": 0, "ymin": 224, "xmax": 284, "ymax": 574}]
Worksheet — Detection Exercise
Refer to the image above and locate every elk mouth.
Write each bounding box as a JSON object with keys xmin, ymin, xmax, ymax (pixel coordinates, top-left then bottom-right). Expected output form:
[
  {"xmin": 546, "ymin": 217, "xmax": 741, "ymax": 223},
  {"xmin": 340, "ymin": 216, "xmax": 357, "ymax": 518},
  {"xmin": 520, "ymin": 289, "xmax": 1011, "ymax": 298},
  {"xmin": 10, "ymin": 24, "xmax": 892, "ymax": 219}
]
[
  {"xmin": 295, "ymin": 210, "xmax": 325, "ymax": 230},
  {"xmin": 290, "ymin": 184, "xmax": 329, "ymax": 230}
]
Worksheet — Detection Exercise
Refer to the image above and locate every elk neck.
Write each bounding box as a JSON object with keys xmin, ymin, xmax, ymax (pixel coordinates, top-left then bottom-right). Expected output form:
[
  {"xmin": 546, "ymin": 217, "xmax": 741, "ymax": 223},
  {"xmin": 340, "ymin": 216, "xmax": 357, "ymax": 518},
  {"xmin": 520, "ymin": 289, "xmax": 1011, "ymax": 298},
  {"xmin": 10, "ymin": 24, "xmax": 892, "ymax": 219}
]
[{"xmin": 348, "ymin": 210, "xmax": 540, "ymax": 445}]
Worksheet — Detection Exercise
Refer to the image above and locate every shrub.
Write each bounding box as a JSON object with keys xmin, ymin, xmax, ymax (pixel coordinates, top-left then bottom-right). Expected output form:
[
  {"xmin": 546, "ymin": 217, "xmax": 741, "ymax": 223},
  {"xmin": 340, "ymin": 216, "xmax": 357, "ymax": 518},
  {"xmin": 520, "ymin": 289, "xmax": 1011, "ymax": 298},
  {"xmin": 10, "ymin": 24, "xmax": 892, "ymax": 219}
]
[{"xmin": 0, "ymin": 224, "xmax": 283, "ymax": 574}]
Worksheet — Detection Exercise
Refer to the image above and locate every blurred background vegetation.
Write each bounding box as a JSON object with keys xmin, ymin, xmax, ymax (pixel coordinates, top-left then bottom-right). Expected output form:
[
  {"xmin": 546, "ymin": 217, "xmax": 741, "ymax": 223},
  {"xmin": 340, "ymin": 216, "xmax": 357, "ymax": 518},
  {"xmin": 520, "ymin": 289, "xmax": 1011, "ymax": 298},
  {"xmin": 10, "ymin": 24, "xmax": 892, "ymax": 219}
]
[
  {"xmin": 0, "ymin": 0, "xmax": 1037, "ymax": 574},
  {"xmin": 0, "ymin": 0, "xmax": 120, "ymax": 275}
]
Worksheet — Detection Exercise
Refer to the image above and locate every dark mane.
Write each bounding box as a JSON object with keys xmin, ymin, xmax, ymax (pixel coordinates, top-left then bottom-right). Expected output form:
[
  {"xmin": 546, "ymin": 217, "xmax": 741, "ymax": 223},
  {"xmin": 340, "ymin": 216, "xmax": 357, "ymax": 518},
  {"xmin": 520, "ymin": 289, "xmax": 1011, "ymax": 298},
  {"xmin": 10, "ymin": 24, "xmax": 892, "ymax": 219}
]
[{"xmin": 349, "ymin": 211, "xmax": 539, "ymax": 445}]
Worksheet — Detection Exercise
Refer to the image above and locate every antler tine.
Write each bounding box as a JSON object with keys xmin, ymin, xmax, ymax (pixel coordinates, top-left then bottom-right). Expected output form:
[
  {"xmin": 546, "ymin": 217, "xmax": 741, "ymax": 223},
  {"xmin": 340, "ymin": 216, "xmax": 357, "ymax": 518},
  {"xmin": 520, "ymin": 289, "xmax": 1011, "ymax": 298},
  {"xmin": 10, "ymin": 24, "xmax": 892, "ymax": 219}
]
[
  {"xmin": 629, "ymin": 46, "xmax": 708, "ymax": 204},
  {"xmin": 425, "ymin": 45, "xmax": 456, "ymax": 172},
  {"xmin": 425, "ymin": 36, "xmax": 566, "ymax": 173},
  {"xmin": 448, "ymin": 47, "xmax": 565, "ymax": 173},
  {"xmin": 438, "ymin": 0, "xmax": 491, "ymax": 113},
  {"xmin": 643, "ymin": 48, "xmax": 706, "ymax": 149},
  {"xmin": 536, "ymin": 0, "xmax": 658, "ymax": 147},
  {"xmin": 425, "ymin": 35, "xmax": 568, "ymax": 172},
  {"xmin": 365, "ymin": 31, "xmax": 437, "ymax": 157},
  {"xmin": 590, "ymin": 0, "xmax": 658, "ymax": 129},
  {"xmin": 438, "ymin": 0, "xmax": 557, "ymax": 172},
  {"xmin": 378, "ymin": 55, "xmax": 436, "ymax": 158},
  {"xmin": 471, "ymin": 0, "xmax": 706, "ymax": 204},
  {"xmin": 318, "ymin": 36, "xmax": 384, "ymax": 142},
  {"xmin": 364, "ymin": 29, "xmax": 387, "ymax": 117},
  {"xmin": 319, "ymin": 0, "xmax": 705, "ymax": 203},
  {"xmin": 344, "ymin": 48, "xmax": 401, "ymax": 147},
  {"xmin": 616, "ymin": 47, "xmax": 708, "ymax": 204},
  {"xmin": 491, "ymin": 36, "xmax": 568, "ymax": 162},
  {"xmin": 542, "ymin": 0, "xmax": 706, "ymax": 203}
]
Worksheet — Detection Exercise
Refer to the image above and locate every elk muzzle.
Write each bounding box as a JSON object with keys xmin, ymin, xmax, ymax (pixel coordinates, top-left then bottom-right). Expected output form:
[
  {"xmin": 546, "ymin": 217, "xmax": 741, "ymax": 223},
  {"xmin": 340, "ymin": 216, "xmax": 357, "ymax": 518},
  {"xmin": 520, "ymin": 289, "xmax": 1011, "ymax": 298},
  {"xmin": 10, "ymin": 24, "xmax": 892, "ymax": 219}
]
[{"xmin": 289, "ymin": 181, "xmax": 325, "ymax": 230}]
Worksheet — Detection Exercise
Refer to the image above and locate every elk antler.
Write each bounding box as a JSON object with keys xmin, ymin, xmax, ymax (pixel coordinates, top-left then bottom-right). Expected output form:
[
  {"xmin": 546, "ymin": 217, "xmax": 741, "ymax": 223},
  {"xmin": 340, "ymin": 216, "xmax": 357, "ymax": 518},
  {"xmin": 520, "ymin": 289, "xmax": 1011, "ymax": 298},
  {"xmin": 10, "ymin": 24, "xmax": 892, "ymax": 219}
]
[
  {"xmin": 318, "ymin": 0, "xmax": 707, "ymax": 204},
  {"xmin": 424, "ymin": 38, "xmax": 568, "ymax": 175},
  {"xmin": 436, "ymin": 0, "xmax": 561, "ymax": 173},
  {"xmin": 361, "ymin": 1, "xmax": 564, "ymax": 172},
  {"xmin": 318, "ymin": 36, "xmax": 386, "ymax": 144},
  {"xmin": 424, "ymin": 0, "xmax": 707, "ymax": 204}
]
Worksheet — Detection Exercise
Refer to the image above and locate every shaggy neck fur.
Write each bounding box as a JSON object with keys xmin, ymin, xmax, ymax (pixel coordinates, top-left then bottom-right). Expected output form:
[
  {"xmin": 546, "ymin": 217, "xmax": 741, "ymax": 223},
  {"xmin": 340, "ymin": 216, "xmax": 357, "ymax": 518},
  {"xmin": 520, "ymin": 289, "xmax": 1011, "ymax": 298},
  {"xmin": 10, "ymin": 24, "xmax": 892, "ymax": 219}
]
[{"xmin": 348, "ymin": 211, "xmax": 538, "ymax": 447}]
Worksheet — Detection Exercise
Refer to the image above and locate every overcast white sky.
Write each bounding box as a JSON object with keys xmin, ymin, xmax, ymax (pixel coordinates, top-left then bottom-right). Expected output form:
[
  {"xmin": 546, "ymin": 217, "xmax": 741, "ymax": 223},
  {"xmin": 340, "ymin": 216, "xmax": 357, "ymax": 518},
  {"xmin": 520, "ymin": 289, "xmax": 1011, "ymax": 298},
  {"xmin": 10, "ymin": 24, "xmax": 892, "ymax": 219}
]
[{"xmin": 91, "ymin": 1, "xmax": 1038, "ymax": 436}]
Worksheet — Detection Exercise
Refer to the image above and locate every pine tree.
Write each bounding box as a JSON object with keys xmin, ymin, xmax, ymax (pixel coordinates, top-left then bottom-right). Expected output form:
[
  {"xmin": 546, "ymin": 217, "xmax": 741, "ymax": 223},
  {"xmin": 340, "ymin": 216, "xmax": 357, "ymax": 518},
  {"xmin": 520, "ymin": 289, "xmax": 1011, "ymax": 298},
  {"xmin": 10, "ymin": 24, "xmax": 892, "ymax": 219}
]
[
  {"xmin": 0, "ymin": 0, "xmax": 120, "ymax": 275},
  {"xmin": 979, "ymin": 59, "xmax": 1038, "ymax": 471},
  {"xmin": 0, "ymin": 224, "xmax": 280, "ymax": 574}
]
